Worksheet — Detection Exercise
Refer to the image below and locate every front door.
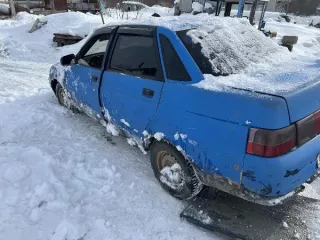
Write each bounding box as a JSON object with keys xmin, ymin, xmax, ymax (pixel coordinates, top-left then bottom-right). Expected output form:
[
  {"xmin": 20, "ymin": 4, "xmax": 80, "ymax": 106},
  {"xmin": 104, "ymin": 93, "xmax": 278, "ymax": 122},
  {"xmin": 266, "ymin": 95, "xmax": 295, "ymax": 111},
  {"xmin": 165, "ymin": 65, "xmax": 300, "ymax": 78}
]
[
  {"xmin": 65, "ymin": 33, "xmax": 110, "ymax": 116},
  {"xmin": 100, "ymin": 30, "xmax": 165, "ymax": 136}
]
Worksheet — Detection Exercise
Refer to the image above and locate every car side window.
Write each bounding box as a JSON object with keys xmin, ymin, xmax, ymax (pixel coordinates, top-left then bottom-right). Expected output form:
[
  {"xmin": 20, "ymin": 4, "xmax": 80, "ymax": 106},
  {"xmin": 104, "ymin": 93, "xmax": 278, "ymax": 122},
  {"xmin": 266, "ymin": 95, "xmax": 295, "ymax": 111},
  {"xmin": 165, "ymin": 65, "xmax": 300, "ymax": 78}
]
[
  {"xmin": 159, "ymin": 34, "xmax": 191, "ymax": 81},
  {"xmin": 78, "ymin": 34, "xmax": 110, "ymax": 69},
  {"xmin": 110, "ymin": 34, "xmax": 163, "ymax": 80}
]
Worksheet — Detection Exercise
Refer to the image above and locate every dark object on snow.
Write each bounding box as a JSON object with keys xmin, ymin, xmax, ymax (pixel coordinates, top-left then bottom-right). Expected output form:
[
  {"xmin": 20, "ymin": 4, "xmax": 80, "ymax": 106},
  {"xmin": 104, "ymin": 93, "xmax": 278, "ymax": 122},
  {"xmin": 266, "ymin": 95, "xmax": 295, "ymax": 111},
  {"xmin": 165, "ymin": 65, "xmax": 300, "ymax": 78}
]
[
  {"xmin": 281, "ymin": 35, "xmax": 298, "ymax": 52},
  {"xmin": 181, "ymin": 187, "xmax": 319, "ymax": 240},
  {"xmin": 204, "ymin": 7, "xmax": 215, "ymax": 15},
  {"xmin": 310, "ymin": 20, "xmax": 320, "ymax": 28},
  {"xmin": 151, "ymin": 13, "xmax": 161, "ymax": 17},
  {"xmin": 53, "ymin": 33, "xmax": 83, "ymax": 47},
  {"xmin": 280, "ymin": 14, "xmax": 292, "ymax": 22}
]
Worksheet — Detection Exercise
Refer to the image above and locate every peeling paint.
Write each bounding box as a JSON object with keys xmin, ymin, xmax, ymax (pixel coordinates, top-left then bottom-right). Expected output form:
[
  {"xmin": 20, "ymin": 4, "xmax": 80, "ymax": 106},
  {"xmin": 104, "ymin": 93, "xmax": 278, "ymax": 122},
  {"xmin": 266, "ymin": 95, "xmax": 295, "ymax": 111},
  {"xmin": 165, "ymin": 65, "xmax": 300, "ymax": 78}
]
[
  {"xmin": 260, "ymin": 184, "xmax": 272, "ymax": 195},
  {"xmin": 284, "ymin": 169, "xmax": 300, "ymax": 178},
  {"xmin": 243, "ymin": 170, "xmax": 256, "ymax": 182}
]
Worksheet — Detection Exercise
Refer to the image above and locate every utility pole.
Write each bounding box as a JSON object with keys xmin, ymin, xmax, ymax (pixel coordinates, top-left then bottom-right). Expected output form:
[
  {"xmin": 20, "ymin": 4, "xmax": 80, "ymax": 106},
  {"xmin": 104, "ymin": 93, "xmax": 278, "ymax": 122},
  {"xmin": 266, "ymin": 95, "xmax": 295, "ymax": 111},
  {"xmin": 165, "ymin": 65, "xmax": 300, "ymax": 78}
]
[
  {"xmin": 9, "ymin": 0, "xmax": 16, "ymax": 16},
  {"xmin": 99, "ymin": 0, "xmax": 105, "ymax": 24}
]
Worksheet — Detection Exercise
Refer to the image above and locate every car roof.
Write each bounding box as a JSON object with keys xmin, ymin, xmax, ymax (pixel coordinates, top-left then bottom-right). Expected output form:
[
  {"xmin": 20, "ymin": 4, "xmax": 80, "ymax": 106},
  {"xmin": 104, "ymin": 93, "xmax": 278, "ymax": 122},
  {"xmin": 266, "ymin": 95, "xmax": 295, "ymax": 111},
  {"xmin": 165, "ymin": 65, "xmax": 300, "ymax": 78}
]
[{"xmin": 93, "ymin": 24, "xmax": 158, "ymax": 36}]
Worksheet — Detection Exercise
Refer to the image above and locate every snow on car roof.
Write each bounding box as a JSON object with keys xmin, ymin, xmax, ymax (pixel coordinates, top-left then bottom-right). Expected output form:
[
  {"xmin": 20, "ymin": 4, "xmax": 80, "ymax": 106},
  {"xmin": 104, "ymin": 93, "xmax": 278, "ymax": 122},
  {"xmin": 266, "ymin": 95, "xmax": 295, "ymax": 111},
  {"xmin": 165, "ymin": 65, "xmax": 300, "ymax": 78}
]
[{"xmin": 99, "ymin": 15, "xmax": 291, "ymax": 75}]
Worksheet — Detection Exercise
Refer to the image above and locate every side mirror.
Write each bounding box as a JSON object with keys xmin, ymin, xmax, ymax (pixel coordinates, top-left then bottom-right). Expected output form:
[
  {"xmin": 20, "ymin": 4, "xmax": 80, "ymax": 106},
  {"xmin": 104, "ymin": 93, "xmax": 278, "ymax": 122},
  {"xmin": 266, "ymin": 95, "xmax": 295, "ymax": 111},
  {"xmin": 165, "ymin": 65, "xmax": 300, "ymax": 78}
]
[{"xmin": 60, "ymin": 54, "xmax": 75, "ymax": 66}]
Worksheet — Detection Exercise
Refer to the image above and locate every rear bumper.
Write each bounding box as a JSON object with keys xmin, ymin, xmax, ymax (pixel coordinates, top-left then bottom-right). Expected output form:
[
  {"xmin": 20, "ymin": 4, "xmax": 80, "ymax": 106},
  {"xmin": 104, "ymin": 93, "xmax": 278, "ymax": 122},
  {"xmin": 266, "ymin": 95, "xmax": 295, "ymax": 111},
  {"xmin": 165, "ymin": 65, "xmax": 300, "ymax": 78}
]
[
  {"xmin": 242, "ymin": 134, "xmax": 320, "ymax": 199},
  {"xmin": 239, "ymin": 170, "xmax": 320, "ymax": 206},
  {"xmin": 195, "ymin": 134, "xmax": 320, "ymax": 205}
]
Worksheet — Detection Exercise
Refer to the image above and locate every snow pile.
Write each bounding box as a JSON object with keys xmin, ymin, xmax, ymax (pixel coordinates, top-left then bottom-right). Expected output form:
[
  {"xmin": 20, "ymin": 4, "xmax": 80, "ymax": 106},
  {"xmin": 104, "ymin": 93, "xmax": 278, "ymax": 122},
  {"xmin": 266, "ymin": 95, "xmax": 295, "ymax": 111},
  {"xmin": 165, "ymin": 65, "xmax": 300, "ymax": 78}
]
[
  {"xmin": 192, "ymin": 2, "xmax": 203, "ymax": 12},
  {"xmin": 49, "ymin": 12, "xmax": 103, "ymax": 38},
  {"xmin": 0, "ymin": 12, "xmax": 103, "ymax": 63},
  {"xmin": 312, "ymin": 16, "xmax": 320, "ymax": 26},
  {"xmin": 140, "ymin": 5, "xmax": 174, "ymax": 16}
]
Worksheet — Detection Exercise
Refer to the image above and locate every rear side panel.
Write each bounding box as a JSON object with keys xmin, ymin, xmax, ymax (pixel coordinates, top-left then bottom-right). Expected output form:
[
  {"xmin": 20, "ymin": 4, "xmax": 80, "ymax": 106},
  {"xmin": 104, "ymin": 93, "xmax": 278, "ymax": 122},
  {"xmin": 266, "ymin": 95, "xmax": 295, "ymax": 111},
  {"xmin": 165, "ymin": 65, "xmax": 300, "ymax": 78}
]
[
  {"xmin": 148, "ymin": 27, "xmax": 291, "ymax": 186},
  {"xmin": 147, "ymin": 87, "xmax": 249, "ymax": 184}
]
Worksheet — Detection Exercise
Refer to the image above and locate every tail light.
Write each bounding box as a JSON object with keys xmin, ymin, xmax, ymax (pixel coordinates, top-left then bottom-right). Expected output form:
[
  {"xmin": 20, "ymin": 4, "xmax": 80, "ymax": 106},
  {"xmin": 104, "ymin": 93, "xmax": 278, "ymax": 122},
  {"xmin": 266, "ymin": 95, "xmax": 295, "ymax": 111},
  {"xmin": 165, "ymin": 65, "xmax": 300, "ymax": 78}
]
[
  {"xmin": 247, "ymin": 125, "xmax": 296, "ymax": 158},
  {"xmin": 297, "ymin": 110, "xmax": 320, "ymax": 146}
]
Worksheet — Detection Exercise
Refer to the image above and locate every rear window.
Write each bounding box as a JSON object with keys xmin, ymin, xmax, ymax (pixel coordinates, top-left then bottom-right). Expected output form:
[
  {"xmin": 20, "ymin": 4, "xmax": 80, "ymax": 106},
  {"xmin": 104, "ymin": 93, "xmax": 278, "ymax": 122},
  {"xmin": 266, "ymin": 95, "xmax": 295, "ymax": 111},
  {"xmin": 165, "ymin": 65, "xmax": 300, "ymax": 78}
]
[
  {"xmin": 176, "ymin": 23, "xmax": 281, "ymax": 76},
  {"xmin": 176, "ymin": 30, "xmax": 214, "ymax": 75}
]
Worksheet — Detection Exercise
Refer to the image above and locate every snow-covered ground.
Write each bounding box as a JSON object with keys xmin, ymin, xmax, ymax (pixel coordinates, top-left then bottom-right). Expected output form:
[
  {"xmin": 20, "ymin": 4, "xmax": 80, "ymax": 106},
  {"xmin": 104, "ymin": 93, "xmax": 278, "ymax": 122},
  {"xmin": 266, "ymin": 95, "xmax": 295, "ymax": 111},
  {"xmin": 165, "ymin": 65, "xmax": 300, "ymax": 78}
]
[
  {"xmin": 0, "ymin": 60, "xmax": 218, "ymax": 240},
  {"xmin": 0, "ymin": 10, "xmax": 320, "ymax": 240}
]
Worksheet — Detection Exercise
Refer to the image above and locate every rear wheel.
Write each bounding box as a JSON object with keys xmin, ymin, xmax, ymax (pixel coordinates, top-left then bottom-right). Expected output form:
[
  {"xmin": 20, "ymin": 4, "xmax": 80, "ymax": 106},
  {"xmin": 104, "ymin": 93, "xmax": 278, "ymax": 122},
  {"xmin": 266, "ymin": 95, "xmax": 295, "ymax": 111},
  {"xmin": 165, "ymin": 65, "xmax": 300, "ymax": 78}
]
[{"xmin": 150, "ymin": 142, "xmax": 203, "ymax": 200}]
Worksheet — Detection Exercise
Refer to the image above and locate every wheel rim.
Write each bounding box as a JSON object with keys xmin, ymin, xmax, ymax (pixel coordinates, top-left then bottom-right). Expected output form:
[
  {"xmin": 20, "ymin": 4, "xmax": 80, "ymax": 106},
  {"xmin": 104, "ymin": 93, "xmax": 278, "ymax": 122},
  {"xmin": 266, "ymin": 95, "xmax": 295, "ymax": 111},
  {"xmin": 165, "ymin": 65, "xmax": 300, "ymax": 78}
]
[
  {"xmin": 156, "ymin": 151, "xmax": 185, "ymax": 191},
  {"xmin": 57, "ymin": 87, "xmax": 66, "ymax": 106}
]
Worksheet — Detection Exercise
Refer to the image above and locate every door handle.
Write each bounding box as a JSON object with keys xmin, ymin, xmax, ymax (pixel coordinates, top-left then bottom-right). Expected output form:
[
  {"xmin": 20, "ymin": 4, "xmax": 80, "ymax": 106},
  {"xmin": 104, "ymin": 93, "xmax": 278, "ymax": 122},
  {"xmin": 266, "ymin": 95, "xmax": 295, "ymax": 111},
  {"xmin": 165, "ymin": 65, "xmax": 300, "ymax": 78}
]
[
  {"xmin": 91, "ymin": 75, "xmax": 98, "ymax": 82},
  {"xmin": 142, "ymin": 88, "xmax": 154, "ymax": 98}
]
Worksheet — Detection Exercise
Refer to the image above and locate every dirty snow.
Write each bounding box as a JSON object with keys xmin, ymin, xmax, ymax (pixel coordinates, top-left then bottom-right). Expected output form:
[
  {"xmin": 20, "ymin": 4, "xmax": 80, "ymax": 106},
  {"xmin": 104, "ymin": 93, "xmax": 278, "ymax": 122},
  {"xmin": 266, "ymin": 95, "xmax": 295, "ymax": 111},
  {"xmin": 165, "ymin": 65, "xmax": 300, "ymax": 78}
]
[
  {"xmin": 160, "ymin": 163, "xmax": 184, "ymax": 190},
  {"xmin": 1, "ymin": 10, "xmax": 320, "ymax": 240},
  {"xmin": 126, "ymin": 137, "xmax": 136, "ymax": 146}
]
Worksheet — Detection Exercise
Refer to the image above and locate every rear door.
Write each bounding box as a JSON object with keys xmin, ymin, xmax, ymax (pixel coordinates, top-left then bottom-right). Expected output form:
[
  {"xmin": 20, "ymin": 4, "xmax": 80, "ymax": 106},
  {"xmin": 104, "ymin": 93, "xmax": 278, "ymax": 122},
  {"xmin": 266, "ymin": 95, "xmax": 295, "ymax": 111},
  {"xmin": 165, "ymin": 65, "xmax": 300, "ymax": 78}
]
[
  {"xmin": 64, "ymin": 33, "xmax": 111, "ymax": 116},
  {"xmin": 100, "ymin": 26, "xmax": 165, "ymax": 136}
]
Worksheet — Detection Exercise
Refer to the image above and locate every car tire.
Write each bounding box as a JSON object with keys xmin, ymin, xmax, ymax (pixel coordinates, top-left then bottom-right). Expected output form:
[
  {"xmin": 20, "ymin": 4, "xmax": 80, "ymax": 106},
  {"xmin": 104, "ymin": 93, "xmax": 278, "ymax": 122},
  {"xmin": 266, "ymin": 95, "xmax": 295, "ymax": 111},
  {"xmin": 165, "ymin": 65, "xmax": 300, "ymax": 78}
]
[
  {"xmin": 55, "ymin": 83, "xmax": 79, "ymax": 113},
  {"xmin": 55, "ymin": 83, "xmax": 66, "ymax": 107},
  {"xmin": 150, "ymin": 141, "xmax": 203, "ymax": 200}
]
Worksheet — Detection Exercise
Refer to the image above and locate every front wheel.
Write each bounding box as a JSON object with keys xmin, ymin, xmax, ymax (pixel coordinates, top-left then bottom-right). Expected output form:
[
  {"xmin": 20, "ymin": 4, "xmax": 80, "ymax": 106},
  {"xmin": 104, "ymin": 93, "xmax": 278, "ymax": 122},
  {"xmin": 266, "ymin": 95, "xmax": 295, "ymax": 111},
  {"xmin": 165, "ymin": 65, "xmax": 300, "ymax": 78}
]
[
  {"xmin": 55, "ymin": 83, "xmax": 78, "ymax": 112},
  {"xmin": 150, "ymin": 142, "xmax": 203, "ymax": 200},
  {"xmin": 55, "ymin": 83, "xmax": 67, "ymax": 107}
]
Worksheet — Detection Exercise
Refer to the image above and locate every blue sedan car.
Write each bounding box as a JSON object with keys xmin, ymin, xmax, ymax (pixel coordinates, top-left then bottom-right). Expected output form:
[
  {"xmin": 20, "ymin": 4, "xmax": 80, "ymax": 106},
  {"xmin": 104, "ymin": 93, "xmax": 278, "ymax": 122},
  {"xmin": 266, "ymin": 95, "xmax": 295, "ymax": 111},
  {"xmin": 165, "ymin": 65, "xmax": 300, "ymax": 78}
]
[{"xmin": 49, "ymin": 23, "xmax": 320, "ymax": 205}]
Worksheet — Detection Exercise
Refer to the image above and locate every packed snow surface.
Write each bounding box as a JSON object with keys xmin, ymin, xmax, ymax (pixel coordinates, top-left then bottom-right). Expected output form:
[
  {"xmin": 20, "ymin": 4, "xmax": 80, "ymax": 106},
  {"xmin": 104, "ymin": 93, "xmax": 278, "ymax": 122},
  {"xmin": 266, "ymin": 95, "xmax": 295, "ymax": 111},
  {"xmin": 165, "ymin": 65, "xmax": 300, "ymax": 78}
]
[
  {"xmin": 0, "ymin": 60, "xmax": 216, "ymax": 240},
  {"xmin": 1, "ymin": 10, "xmax": 320, "ymax": 240}
]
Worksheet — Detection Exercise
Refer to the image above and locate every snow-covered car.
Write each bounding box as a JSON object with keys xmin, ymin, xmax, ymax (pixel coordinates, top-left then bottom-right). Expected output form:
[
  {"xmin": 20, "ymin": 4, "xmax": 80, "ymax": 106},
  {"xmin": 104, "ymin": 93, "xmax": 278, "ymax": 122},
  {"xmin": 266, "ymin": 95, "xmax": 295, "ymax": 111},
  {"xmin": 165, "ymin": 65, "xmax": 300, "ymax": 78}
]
[
  {"xmin": 117, "ymin": 1, "xmax": 148, "ymax": 12},
  {"xmin": 49, "ymin": 21, "xmax": 320, "ymax": 206}
]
